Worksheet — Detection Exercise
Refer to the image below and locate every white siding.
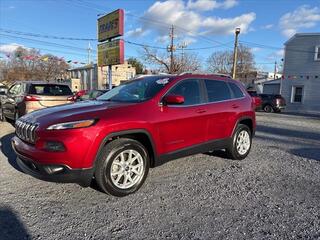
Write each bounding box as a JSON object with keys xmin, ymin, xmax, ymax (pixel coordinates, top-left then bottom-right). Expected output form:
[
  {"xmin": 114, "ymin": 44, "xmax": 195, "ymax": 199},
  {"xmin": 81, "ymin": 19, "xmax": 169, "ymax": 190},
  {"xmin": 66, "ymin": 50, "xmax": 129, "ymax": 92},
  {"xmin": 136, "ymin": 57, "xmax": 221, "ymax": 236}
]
[{"xmin": 282, "ymin": 34, "xmax": 320, "ymax": 112}]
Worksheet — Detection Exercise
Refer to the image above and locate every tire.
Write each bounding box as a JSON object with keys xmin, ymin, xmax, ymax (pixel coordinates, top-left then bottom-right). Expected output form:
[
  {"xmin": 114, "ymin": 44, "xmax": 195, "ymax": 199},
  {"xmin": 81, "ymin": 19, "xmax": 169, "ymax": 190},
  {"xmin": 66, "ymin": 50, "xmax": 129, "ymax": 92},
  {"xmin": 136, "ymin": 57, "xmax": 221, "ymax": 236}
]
[
  {"xmin": 226, "ymin": 124, "xmax": 252, "ymax": 160},
  {"xmin": 263, "ymin": 104, "xmax": 273, "ymax": 113},
  {"xmin": 95, "ymin": 138, "xmax": 150, "ymax": 197}
]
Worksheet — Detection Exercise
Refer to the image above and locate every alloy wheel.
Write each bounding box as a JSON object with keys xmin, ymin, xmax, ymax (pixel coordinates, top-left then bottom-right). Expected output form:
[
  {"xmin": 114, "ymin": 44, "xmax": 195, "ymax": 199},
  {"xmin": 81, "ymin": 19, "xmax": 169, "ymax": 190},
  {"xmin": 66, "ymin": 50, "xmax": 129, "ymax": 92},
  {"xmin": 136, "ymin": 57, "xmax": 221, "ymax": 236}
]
[
  {"xmin": 110, "ymin": 149, "xmax": 145, "ymax": 189},
  {"xmin": 236, "ymin": 130, "xmax": 251, "ymax": 155}
]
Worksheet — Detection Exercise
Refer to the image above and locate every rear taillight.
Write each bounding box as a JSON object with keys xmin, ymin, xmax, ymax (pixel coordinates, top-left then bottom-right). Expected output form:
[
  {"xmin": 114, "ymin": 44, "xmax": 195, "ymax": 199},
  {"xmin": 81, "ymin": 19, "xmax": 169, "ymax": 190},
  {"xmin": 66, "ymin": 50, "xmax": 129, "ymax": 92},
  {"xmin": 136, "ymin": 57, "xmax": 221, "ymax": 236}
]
[
  {"xmin": 276, "ymin": 98, "xmax": 283, "ymax": 105},
  {"xmin": 67, "ymin": 96, "xmax": 76, "ymax": 101},
  {"xmin": 24, "ymin": 95, "xmax": 41, "ymax": 101}
]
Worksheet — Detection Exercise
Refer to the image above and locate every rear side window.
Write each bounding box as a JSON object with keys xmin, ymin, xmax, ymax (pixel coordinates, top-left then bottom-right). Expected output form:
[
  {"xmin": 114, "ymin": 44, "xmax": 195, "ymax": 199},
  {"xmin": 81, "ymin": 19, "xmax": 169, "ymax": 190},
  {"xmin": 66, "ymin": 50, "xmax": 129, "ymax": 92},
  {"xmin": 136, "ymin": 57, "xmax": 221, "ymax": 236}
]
[
  {"xmin": 204, "ymin": 80, "xmax": 231, "ymax": 102},
  {"xmin": 229, "ymin": 82, "xmax": 245, "ymax": 98},
  {"xmin": 167, "ymin": 79, "xmax": 201, "ymax": 105},
  {"xmin": 29, "ymin": 84, "xmax": 72, "ymax": 96}
]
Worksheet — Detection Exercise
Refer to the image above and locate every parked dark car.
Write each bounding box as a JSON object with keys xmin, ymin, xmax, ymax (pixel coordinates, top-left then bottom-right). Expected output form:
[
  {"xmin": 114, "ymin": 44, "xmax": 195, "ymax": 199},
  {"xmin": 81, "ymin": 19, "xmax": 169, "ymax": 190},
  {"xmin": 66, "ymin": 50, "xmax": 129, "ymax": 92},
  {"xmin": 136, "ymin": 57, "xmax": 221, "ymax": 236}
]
[
  {"xmin": 0, "ymin": 81, "xmax": 74, "ymax": 122},
  {"xmin": 247, "ymin": 91, "xmax": 286, "ymax": 113},
  {"xmin": 12, "ymin": 74, "xmax": 256, "ymax": 196},
  {"xmin": 258, "ymin": 94, "xmax": 286, "ymax": 112}
]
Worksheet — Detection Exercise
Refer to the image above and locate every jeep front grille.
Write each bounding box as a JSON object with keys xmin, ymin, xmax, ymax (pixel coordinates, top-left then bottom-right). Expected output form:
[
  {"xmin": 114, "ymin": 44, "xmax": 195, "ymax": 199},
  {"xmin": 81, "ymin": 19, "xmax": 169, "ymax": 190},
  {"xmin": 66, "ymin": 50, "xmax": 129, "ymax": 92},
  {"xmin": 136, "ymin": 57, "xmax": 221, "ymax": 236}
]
[{"xmin": 15, "ymin": 120, "xmax": 38, "ymax": 144}]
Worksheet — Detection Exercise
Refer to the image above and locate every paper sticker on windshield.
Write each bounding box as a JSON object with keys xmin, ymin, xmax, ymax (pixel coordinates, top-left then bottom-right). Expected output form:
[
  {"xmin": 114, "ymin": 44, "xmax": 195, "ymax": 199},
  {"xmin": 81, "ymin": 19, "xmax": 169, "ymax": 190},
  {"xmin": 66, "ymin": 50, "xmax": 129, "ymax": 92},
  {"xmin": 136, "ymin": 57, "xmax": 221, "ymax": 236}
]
[{"xmin": 156, "ymin": 78, "xmax": 169, "ymax": 85}]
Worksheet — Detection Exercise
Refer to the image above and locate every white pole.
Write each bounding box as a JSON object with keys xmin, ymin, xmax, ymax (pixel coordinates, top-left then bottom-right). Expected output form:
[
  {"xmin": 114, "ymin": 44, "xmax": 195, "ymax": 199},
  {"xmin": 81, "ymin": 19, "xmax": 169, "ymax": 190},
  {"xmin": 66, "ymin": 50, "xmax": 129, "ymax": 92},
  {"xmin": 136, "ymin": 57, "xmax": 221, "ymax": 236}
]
[{"xmin": 108, "ymin": 65, "xmax": 112, "ymax": 90}]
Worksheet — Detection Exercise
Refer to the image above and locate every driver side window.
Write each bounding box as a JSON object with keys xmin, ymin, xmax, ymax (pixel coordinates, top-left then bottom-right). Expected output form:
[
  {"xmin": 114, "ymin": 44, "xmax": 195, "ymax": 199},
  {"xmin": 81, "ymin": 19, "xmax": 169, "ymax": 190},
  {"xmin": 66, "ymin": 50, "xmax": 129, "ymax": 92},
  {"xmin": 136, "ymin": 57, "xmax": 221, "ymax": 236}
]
[{"xmin": 167, "ymin": 79, "xmax": 201, "ymax": 105}]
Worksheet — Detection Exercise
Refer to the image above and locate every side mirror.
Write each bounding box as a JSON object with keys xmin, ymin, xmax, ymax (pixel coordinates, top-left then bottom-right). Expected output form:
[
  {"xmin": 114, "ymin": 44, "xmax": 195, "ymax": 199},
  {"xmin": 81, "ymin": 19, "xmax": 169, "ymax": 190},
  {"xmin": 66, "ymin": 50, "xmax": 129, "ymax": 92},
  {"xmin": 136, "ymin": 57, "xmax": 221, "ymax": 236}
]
[
  {"xmin": 252, "ymin": 96, "xmax": 262, "ymax": 108},
  {"xmin": 163, "ymin": 94, "xmax": 185, "ymax": 105}
]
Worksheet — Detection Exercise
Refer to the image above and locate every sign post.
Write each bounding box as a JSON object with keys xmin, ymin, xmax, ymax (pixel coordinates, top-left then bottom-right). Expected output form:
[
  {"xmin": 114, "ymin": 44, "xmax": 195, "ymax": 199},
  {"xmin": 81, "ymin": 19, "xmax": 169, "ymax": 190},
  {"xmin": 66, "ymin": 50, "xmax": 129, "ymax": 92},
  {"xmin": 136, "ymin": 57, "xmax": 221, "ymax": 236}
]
[{"xmin": 97, "ymin": 9, "xmax": 124, "ymax": 90}]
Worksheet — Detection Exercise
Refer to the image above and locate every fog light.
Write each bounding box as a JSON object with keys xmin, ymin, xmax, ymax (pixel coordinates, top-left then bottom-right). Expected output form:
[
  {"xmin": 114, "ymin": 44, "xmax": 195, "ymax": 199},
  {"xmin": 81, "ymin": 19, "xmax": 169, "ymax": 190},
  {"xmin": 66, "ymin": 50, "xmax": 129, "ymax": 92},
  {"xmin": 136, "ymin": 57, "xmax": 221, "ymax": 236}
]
[
  {"xmin": 44, "ymin": 141, "xmax": 65, "ymax": 152},
  {"xmin": 43, "ymin": 166, "xmax": 65, "ymax": 174}
]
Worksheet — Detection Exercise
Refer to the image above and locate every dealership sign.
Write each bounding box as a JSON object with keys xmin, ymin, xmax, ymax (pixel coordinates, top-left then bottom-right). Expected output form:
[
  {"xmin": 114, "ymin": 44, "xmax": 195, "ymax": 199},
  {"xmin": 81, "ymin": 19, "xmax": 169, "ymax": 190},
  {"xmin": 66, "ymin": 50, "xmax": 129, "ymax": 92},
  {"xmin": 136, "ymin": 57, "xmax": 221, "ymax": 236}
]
[
  {"xmin": 98, "ymin": 39, "xmax": 124, "ymax": 66},
  {"xmin": 98, "ymin": 9, "xmax": 124, "ymax": 42}
]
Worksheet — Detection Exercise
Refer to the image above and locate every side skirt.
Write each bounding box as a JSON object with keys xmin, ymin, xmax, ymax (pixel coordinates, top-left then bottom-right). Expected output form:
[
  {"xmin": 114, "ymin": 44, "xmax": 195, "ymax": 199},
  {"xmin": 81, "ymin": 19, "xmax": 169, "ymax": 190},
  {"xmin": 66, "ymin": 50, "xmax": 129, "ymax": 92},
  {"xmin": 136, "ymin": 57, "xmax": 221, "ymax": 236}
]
[{"xmin": 155, "ymin": 138, "xmax": 231, "ymax": 167}]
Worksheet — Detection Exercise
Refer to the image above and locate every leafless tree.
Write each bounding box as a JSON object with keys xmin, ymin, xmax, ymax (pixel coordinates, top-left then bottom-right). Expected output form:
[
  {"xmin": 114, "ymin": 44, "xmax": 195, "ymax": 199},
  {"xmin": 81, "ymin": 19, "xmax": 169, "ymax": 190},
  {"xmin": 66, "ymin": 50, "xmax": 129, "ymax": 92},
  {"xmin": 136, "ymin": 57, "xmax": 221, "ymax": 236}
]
[
  {"xmin": 142, "ymin": 47, "xmax": 201, "ymax": 74},
  {"xmin": 207, "ymin": 44, "xmax": 256, "ymax": 75},
  {"xmin": 0, "ymin": 47, "xmax": 69, "ymax": 83}
]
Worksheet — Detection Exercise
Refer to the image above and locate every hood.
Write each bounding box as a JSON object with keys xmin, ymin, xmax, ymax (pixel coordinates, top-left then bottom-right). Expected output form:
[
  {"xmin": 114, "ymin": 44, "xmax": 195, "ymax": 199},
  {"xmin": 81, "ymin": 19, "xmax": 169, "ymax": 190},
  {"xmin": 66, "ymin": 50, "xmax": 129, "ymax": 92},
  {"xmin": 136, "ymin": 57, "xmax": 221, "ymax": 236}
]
[{"xmin": 21, "ymin": 100, "xmax": 133, "ymax": 127}]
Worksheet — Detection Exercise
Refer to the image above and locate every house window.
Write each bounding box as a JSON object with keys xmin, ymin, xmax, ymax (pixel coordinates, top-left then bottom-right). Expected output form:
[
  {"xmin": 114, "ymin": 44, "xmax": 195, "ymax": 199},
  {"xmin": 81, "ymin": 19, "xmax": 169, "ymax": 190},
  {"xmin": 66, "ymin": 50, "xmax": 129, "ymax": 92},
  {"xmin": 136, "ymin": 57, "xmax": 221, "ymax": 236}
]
[
  {"xmin": 291, "ymin": 86, "xmax": 303, "ymax": 103},
  {"xmin": 315, "ymin": 45, "xmax": 320, "ymax": 61}
]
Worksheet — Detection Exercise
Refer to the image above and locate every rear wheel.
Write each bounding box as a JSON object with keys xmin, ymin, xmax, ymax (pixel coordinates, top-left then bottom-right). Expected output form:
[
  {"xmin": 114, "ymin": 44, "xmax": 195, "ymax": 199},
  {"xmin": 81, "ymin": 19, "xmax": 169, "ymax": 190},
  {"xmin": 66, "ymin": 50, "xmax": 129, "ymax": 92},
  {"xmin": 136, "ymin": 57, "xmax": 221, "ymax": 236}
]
[
  {"xmin": 226, "ymin": 124, "xmax": 252, "ymax": 160},
  {"xmin": 95, "ymin": 138, "xmax": 150, "ymax": 197}
]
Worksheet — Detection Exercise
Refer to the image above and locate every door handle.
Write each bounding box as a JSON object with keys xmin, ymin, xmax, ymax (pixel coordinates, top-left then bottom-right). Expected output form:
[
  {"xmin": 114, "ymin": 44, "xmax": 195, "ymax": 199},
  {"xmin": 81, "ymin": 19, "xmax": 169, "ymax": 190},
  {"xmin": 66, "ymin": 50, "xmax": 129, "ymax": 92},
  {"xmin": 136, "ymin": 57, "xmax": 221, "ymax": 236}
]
[
  {"xmin": 231, "ymin": 104, "xmax": 239, "ymax": 109},
  {"xmin": 196, "ymin": 109, "xmax": 206, "ymax": 113}
]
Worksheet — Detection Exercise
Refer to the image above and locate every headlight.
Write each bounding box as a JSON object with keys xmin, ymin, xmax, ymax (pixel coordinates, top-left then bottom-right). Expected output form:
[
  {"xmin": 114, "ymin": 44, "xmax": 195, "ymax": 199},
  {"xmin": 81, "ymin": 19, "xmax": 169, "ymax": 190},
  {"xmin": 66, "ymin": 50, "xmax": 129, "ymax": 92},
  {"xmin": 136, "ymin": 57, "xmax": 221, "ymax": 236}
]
[{"xmin": 47, "ymin": 119, "xmax": 97, "ymax": 130}]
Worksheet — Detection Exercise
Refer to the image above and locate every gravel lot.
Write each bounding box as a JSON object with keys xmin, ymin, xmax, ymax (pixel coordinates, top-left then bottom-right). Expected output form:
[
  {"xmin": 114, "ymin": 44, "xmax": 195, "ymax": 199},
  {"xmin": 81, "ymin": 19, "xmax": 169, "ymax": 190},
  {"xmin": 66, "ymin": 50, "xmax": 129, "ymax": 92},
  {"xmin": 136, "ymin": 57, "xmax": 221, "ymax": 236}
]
[{"xmin": 1, "ymin": 112, "xmax": 320, "ymax": 240}]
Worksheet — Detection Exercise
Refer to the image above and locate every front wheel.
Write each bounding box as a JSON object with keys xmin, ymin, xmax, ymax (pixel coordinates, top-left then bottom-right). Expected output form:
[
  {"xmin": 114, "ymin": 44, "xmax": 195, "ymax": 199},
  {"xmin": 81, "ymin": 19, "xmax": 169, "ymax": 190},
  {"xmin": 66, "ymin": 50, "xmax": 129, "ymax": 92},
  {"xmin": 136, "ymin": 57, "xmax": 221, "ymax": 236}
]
[
  {"xmin": 226, "ymin": 124, "xmax": 252, "ymax": 160},
  {"xmin": 95, "ymin": 138, "xmax": 150, "ymax": 197}
]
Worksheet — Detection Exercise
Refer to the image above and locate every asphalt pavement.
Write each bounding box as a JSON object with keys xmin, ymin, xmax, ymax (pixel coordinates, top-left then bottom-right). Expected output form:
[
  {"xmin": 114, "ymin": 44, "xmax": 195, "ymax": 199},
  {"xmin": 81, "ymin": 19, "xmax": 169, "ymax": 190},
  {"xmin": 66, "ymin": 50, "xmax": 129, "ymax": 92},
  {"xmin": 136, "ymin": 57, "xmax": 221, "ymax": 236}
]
[{"xmin": 1, "ymin": 112, "xmax": 320, "ymax": 240}]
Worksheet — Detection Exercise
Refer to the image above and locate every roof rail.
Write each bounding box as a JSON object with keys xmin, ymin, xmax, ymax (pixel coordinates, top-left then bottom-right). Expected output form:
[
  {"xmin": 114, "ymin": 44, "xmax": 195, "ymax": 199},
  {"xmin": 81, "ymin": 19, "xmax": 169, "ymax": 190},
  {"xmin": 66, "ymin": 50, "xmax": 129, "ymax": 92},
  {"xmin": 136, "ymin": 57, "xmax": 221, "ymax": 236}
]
[
  {"xmin": 178, "ymin": 72, "xmax": 193, "ymax": 75},
  {"xmin": 178, "ymin": 72, "xmax": 232, "ymax": 78},
  {"xmin": 158, "ymin": 72, "xmax": 174, "ymax": 75},
  {"xmin": 216, "ymin": 73, "xmax": 232, "ymax": 78}
]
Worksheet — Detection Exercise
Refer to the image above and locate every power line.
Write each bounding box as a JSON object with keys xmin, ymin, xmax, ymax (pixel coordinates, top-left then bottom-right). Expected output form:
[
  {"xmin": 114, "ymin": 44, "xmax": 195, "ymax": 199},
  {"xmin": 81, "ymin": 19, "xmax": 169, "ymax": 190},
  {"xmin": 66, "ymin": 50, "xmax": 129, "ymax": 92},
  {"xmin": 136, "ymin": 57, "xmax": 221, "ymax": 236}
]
[
  {"xmin": 71, "ymin": 0, "xmax": 233, "ymax": 49},
  {"xmin": 0, "ymin": 33, "xmax": 97, "ymax": 53},
  {"xmin": 1, "ymin": 28, "xmax": 227, "ymax": 52},
  {"xmin": 124, "ymin": 40, "xmax": 166, "ymax": 50},
  {"xmin": 0, "ymin": 41, "xmax": 94, "ymax": 58},
  {"xmin": 0, "ymin": 28, "xmax": 97, "ymax": 41},
  {"xmin": 240, "ymin": 40, "xmax": 319, "ymax": 54}
]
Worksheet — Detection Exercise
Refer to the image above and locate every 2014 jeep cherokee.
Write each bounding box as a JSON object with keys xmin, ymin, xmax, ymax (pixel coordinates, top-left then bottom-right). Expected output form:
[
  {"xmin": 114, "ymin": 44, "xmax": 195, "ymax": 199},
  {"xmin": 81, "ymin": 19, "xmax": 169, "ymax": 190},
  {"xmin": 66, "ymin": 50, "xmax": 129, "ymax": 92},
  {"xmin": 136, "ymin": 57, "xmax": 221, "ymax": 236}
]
[{"xmin": 12, "ymin": 74, "xmax": 256, "ymax": 197}]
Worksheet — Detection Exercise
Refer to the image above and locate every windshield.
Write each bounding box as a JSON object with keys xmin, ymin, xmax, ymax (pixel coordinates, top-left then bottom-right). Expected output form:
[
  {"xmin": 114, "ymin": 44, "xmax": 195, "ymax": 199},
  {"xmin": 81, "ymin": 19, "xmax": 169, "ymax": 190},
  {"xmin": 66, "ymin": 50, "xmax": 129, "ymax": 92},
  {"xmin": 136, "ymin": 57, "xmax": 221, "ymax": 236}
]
[{"xmin": 97, "ymin": 76, "xmax": 172, "ymax": 103}]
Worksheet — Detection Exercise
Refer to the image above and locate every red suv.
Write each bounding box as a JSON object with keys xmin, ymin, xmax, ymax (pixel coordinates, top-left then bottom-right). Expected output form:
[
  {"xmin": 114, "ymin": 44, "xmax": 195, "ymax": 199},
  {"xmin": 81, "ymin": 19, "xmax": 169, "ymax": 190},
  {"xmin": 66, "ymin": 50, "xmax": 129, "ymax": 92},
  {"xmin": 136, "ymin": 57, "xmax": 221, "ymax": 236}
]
[{"xmin": 12, "ymin": 74, "xmax": 256, "ymax": 196}]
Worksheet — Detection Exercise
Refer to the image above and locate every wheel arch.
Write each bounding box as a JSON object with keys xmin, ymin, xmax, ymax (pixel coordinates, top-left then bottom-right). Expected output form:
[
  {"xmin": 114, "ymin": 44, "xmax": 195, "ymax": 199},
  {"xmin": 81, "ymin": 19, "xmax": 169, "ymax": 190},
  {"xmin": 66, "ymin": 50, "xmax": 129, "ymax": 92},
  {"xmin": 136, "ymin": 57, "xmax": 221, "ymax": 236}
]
[
  {"xmin": 232, "ymin": 117, "xmax": 254, "ymax": 137},
  {"xmin": 94, "ymin": 129, "xmax": 157, "ymax": 168}
]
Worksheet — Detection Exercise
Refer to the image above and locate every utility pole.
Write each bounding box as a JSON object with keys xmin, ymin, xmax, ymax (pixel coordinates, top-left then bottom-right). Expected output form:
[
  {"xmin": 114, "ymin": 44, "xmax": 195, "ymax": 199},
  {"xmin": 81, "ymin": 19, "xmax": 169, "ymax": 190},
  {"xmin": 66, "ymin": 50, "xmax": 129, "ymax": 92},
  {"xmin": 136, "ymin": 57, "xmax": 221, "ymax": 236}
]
[
  {"xmin": 168, "ymin": 25, "xmax": 175, "ymax": 73},
  {"xmin": 232, "ymin": 28, "xmax": 241, "ymax": 79},
  {"xmin": 274, "ymin": 61, "xmax": 277, "ymax": 80},
  {"xmin": 179, "ymin": 41, "xmax": 188, "ymax": 68},
  {"xmin": 87, "ymin": 42, "xmax": 92, "ymax": 64}
]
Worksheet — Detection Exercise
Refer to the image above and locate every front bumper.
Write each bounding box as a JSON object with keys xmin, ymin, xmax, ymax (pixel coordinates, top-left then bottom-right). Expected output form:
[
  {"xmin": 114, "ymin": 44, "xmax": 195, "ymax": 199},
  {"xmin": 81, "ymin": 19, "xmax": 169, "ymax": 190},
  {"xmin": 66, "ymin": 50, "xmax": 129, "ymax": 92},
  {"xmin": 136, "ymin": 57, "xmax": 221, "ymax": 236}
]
[{"xmin": 12, "ymin": 139, "xmax": 94, "ymax": 187}]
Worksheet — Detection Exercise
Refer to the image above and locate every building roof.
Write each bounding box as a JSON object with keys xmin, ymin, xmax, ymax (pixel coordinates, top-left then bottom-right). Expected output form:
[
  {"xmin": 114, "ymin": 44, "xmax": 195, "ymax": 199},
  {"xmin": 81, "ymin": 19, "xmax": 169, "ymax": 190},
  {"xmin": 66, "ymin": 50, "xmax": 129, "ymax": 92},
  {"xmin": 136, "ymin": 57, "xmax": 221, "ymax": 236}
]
[
  {"xmin": 284, "ymin": 32, "xmax": 320, "ymax": 45},
  {"xmin": 262, "ymin": 79, "xmax": 281, "ymax": 85},
  {"xmin": 255, "ymin": 78, "xmax": 281, "ymax": 85}
]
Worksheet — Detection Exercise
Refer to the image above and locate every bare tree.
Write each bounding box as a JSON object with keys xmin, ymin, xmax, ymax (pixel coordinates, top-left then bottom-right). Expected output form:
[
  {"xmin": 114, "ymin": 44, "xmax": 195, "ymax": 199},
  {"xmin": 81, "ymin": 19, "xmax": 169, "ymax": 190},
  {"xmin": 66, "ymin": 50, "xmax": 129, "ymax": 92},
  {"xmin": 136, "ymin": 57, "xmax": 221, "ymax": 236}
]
[
  {"xmin": 0, "ymin": 47, "xmax": 69, "ymax": 83},
  {"xmin": 207, "ymin": 44, "xmax": 256, "ymax": 75},
  {"xmin": 142, "ymin": 47, "xmax": 201, "ymax": 74},
  {"xmin": 207, "ymin": 51, "xmax": 233, "ymax": 74}
]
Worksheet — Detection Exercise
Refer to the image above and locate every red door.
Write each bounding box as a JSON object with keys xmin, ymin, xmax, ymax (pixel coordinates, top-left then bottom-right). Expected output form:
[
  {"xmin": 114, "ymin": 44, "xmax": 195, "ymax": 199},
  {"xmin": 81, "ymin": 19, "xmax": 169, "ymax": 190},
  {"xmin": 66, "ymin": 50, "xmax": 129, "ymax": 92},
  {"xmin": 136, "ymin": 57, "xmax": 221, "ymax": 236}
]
[
  {"xmin": 155, "ymin": 79, "xmax": 207, "ymax": 154},
  {"xmin": 203, "ymin": 79, "xmax": 235, "ymax": 140}
]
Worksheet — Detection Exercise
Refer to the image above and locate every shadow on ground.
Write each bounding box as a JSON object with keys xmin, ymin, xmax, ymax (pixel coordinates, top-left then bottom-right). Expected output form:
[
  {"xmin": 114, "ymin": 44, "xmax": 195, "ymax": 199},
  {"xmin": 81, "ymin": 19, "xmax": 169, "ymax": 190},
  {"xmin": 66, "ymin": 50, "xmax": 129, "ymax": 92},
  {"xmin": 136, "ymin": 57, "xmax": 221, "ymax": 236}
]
[
  {"xmin": 0, "ymin": 206, "xmax": 31, "ymax": 240},
  {"xmin": 280, "ymin": 111, "xmax": 320, "ymax": 119},
  {"xmin": 203, "ymin": 150, "xmax": 230, "ymax": 159},
  {"xmin": 0, "ymin": 133, "xmax": 22, "ymax": 172},
  {"xmin": 289, "ymin": 148, "xmax": 320, "ymax": 161},
  {"xmin": 256, "ymin": 125, "xmax": 320, "ymax": 142}
]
